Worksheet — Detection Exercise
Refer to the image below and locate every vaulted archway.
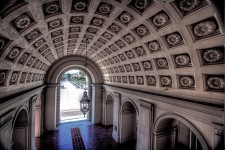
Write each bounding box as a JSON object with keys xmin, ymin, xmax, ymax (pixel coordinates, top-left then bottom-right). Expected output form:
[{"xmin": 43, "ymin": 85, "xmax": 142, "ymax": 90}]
[
  {"xmin": 44, "ymin": 55, "xmax": 103, "ymax": 130},
  {"xmin": 0, "ymin": 0, "xmax": 223, "ymax": 105},
  {"xmin": 120, "ymin": 99, "xmax": 139, "ymax": 145},
  {"xmin": 0, "ymin": 0, "xmax": 223, "ymax": 150},
  {"xmin": 153, "ymin": 113, "xmax": 209, "ymax": 150},
  {"xmin": 12, "ymin": 106, "xmax": 29, "ymax": 150}
]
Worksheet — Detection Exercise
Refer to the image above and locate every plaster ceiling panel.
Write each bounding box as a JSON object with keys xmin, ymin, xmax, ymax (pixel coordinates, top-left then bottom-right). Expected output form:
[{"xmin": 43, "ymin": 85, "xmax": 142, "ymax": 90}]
[{"xmin": 0, "ymin": 0, "xmax": 224, "ymax": 103}]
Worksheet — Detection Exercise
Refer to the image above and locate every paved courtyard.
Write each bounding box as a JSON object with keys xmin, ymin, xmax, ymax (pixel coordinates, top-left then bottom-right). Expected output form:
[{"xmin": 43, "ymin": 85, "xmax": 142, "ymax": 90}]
[{"xmin": 60, "ymin": 81, "xmax": 87, "ymax": 122}]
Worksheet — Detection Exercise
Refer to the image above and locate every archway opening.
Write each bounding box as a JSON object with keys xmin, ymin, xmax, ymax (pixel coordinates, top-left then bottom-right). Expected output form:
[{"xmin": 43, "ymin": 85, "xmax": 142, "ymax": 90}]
[
  {"xmin": 154, "ymin": 118, "xmax": 204, "ymax": 150},
  {"xmin": 120, "ymin": 101, "xmax": 137, "ymax": 149},
  {"xmin": 60, "ymin": 69, "xmax": 89, "ymax": 123},
  {"xmin": 12, "ymin": 109, "xmax": 29, "ymax": 150},
  {"xmin": 104, "ymin": 94, "xmax": 114, "ymax": 125}
]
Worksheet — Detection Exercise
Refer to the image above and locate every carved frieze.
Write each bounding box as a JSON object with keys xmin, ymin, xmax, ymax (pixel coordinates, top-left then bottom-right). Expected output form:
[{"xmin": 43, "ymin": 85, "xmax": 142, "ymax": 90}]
[
  {"xmin": 11, "ymin": 12, "xmax": 36, "ymax": 33},
  {"xmin": 132, "ymin": 63, "xmax": 141, "ymax": 71},
  {"xmin": 5, "ymin": 46, "xmax": 23, "ymax": 62},
  {"xmin": 102, "ymin": 32, "xmax": 113, "ymax": 40},
  {"xmin": 48, "ymin": 18, "xmax": 63, "ymax": 30},
  {"xmin": 95, "ymin": 2, "xmax": 114, "ymax": 17},
  {"xmin": 115, "ymin": 40, "xmax": 126, "ymax": 48},
  {"xmin": 71, "ymin": 0, "xmax": 90, "ymax": 13},
  {"xmin": 137, "ymin": 76, "xmax": 144, "ymax": 85},
  {"xmin": 107, "ymin": 23, "xmax": 122, "ymax": 34},
  {"xmin": 132, "ymin": 24, "xmax": 150, "ymax": 38},
  {"xmin": 163, "ymin": 32, "xmax": 185, "ymax": 48},
  {"xmin": 123, "ymin": 33, "xmax": 136, "ymax": 45},
  {"xmin": 155, "ymin": 58, "xmax": 169, "ymax": 69},
  {"xmin": 90, "ymin": 17, "xmax": 105, "ymax": 27},
  {"xmin": 43, "ymin": 1, "xmax": 62, "ymax": 18},
  {"xmin": 146, "ymin": 75, "xmax": 156, "ymax": 86},
  {"xmin": 116, "ymin": 11, "xmax": 134, "ymax": 26},
  {"xmin": 0, "ymin": 69, "xmax": 9, "ymax": 86},
  {"xmin": 205, "ymin": 75, "xmax": 224, "ymax": 92},
  {"xmin": 178, "ymin": 75, "xmax": 195, "ymax": 89},
  {"xmin": 141, "ymin": 60, "xmax": 153, "ymax": 71},
  {"xmin": 133, "ymin": 46, "xmax": 146, "ymax": 57},
  {"xmin": 128, "ymin": 0, "xmax": 155, "ymax": 14},
  {"xmin": 70, "ymin": 16, "xmax": 84, "ymax": 24},
  {"xmin": 160, "ymin": 76, "xmax": 172, "ymax": 87},
  {"xmin": 148, "ymin": 10, "xmax": 172, "ymax": 30},
  {"xmin": 9, "ymin": 71, "xmax": 20, "ymax": 85},
  {"xmin": 173, "ymin": 53, "xmax": 192, "ymax": 68},
  {"xmin": 125, "ymin": 50, "xmax": 136, "ymax": 59},
  {"xmin": 129, "ymin": 76, "xmax": 135, "ymax": 84},
  {"xmin": 124, "ymin": 64, "xmax": 132, "ymax": 72}
]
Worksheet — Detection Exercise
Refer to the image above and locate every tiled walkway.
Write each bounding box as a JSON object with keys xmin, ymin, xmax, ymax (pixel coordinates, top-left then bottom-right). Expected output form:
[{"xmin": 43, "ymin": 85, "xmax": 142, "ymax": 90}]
[{"xmin": 35, "ymin": 120, "xmax": 136, "ymax": 150}]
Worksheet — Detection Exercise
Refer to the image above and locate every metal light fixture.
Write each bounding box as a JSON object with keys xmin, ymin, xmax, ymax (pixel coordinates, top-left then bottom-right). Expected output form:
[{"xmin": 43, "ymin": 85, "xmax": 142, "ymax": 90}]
[{"xmin": 80, "ymin": 39, "xmax": 90, "ymax": 117}]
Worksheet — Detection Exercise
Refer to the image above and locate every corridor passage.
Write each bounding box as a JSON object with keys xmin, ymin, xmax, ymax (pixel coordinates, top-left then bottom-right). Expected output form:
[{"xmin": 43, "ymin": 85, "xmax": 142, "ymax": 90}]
[{"xmin": 35, "ymin": 120, "xmax": 136, "ymax": 150}]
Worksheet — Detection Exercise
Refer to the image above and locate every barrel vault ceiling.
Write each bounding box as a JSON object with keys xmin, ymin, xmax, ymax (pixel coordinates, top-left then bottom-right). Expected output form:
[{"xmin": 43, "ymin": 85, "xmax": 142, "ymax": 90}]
[{"xmin": 0, "ymin": 0, "xmax": 224, "ymax": 103}]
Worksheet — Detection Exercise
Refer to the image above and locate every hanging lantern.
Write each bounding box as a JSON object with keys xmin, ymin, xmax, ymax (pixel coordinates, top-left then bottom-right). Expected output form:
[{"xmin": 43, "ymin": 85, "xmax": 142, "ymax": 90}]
[
  {"xmin": 80, "ymin": 38, "xmax": 90, "ymax": 117},
  {"xmin": 80, "ymin": 90, "xmax": 90, "ymax": 117}
]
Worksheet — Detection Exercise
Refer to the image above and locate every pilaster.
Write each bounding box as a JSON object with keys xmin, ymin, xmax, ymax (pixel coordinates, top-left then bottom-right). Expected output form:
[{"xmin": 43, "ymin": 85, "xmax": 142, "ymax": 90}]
[{"xmin": 137, "ymin": 100, "xmax": 153, "ymax": 150}]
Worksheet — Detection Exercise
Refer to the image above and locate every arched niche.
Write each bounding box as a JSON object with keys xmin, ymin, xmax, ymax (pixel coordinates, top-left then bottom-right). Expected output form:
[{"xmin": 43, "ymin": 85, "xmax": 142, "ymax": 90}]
[
  {"xmin": 44, "ymin": 56, "xmax": 103, "ymax": 131},
  {"xmin": 120, "ymin": 99, "xmax": 139, "ymax": 145},
  {"xmin": 103, "ymin": 93, "xmax": 114, "ymax": 125},
  {"xmin": 35, "ymin": 95, "xmax": 43, "ymax": 138},
  {"xmin": 153, "ymin": 113, "xmax": 209, "ymax": 150},
  {"xmin": 12, "ymin": 106, "xmax": 29, "ymax": 150}
]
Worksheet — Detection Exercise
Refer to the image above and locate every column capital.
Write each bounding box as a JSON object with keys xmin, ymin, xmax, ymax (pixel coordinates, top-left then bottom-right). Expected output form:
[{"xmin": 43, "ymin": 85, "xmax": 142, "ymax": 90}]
[
  {"xmin": 30, "ymin": 94, "xmax": 38, "ymax": 103},
  {"xmin": 113, "ymin": 92, "xmax": 121, "ymax": 98},
  {"xmin": 139, "ymin": 100, "xmax": 153, "ymax": 110}
]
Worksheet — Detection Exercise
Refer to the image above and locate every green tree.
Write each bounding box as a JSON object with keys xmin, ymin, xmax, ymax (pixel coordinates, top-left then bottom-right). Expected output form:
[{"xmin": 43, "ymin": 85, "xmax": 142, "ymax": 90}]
[{"xmin": 67, "ymin": 73, "xmax": 72, "ymax": 81}]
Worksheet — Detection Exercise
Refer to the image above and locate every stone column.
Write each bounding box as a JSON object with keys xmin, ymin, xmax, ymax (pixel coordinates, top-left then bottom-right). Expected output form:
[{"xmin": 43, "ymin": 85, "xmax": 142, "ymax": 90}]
[
  {"xmin": 102, "ymin": 88, "xmax": 106, "ymax": 125},
  {"xmin": 91, "ymin": 84, "xmax": 102, "ymax": 124},
  {"xmin": 29, "ymin": 95, "xmax": 38, "ymax": 150},
  {"xmin": 112, "ymin": 92, "xmax": 121, "ymax": 143},
  {"xmin": 137, "ymin": 100, "xmax": 153, "ymax": 150},
  {"xmin": 35, "ymin": 95, "xmax": 42, "ymax": 137},
  {"xmin": 44, "ymin": 83, "xmax": 58, "ymax": 131}
]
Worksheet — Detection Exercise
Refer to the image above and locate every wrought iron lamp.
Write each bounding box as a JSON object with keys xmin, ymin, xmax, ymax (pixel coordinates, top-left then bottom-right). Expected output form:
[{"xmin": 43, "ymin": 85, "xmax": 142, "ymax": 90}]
[{"xmin": 80, "ymin": 39, "xmax": 90, "ymax": 117}]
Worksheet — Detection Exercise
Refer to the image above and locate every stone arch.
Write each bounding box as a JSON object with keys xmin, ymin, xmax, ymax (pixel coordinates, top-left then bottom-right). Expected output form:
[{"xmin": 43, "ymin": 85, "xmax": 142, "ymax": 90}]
[
  {"xmin": 153, "ymin": 113, "xmax": 209, "ymax": 150},
  {"xmin": 56, "ymin": 66, "xmax": 93, "ymax": 125},
  {"xmin": 121, "ymin": 98, "xmax": 139, "ymax": 116},
  {"xmin": 106, "ymin": 93, "xmax": 114, "ymax": 103},
  {"xmin": 44, "ymin": 56, "xmax": 103, "ymax": 131},
  {"xmin": 120, "ymin": 99, "xmax": 139, "ymax": 144},
  {"xmin": 102, "ymin": 93, "xmax": 114, "ymax": 125},
  {"xmin": 46, "ymin": 55, "xmax": 103, "ymax": 84},
  {"xmin": 12, "ymin": 105, "xmax": 29, "ymax": 150}
]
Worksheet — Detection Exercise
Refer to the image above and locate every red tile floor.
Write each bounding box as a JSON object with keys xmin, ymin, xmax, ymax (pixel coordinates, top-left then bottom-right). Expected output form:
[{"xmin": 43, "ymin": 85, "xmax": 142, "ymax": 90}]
[{"xmin": 35, "ymin": 120, "xmax": 136, "ymax": 150}]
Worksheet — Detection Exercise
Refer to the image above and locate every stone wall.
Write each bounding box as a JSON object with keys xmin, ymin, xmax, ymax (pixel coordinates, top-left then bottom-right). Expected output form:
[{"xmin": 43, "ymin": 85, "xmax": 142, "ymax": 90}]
[
  {"xmin": 0, "ymin": 86, "xmax": 45, "ymax": 150},
  {"xmin": 103, "ymin": 85, "xmax": 224, "ymax": 150}
]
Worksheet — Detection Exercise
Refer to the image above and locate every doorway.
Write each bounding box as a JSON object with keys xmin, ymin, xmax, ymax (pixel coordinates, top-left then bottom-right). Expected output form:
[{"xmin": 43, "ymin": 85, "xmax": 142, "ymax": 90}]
[
  {"xmin": 60, "ymin": 69, "xmax": 89, "ymax": 123},
  {"xmin": 12, "ymin": 109, "xmax": 29, "ymax": 150},
  {"xmin": 120, "ymin": 101, "xmax": 137, "ymax": 148}
]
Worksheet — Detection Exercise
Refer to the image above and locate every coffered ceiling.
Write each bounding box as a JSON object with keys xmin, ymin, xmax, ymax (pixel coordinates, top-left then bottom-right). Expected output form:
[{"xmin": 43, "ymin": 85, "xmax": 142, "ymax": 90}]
[{"xmin": 0, "ymin": 0, "xmax": 224, "ymax": 103}]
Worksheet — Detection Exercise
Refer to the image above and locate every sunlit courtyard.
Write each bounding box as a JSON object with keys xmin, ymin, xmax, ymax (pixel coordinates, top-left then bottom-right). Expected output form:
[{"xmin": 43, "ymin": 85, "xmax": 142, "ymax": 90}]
[{"xmin": 60, "ymin": 70, "xmax": 88, "ymax": 123}]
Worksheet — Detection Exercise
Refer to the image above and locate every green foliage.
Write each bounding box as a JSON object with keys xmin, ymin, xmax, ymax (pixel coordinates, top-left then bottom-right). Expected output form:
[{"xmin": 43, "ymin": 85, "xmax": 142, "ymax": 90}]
[
  {"xmin": 64, "ymin": 70, "xmax": 88, "ymax": 89},
  {"xmin": 67, "ymin": 73, "xmax": 72, "ymax": 81}
]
